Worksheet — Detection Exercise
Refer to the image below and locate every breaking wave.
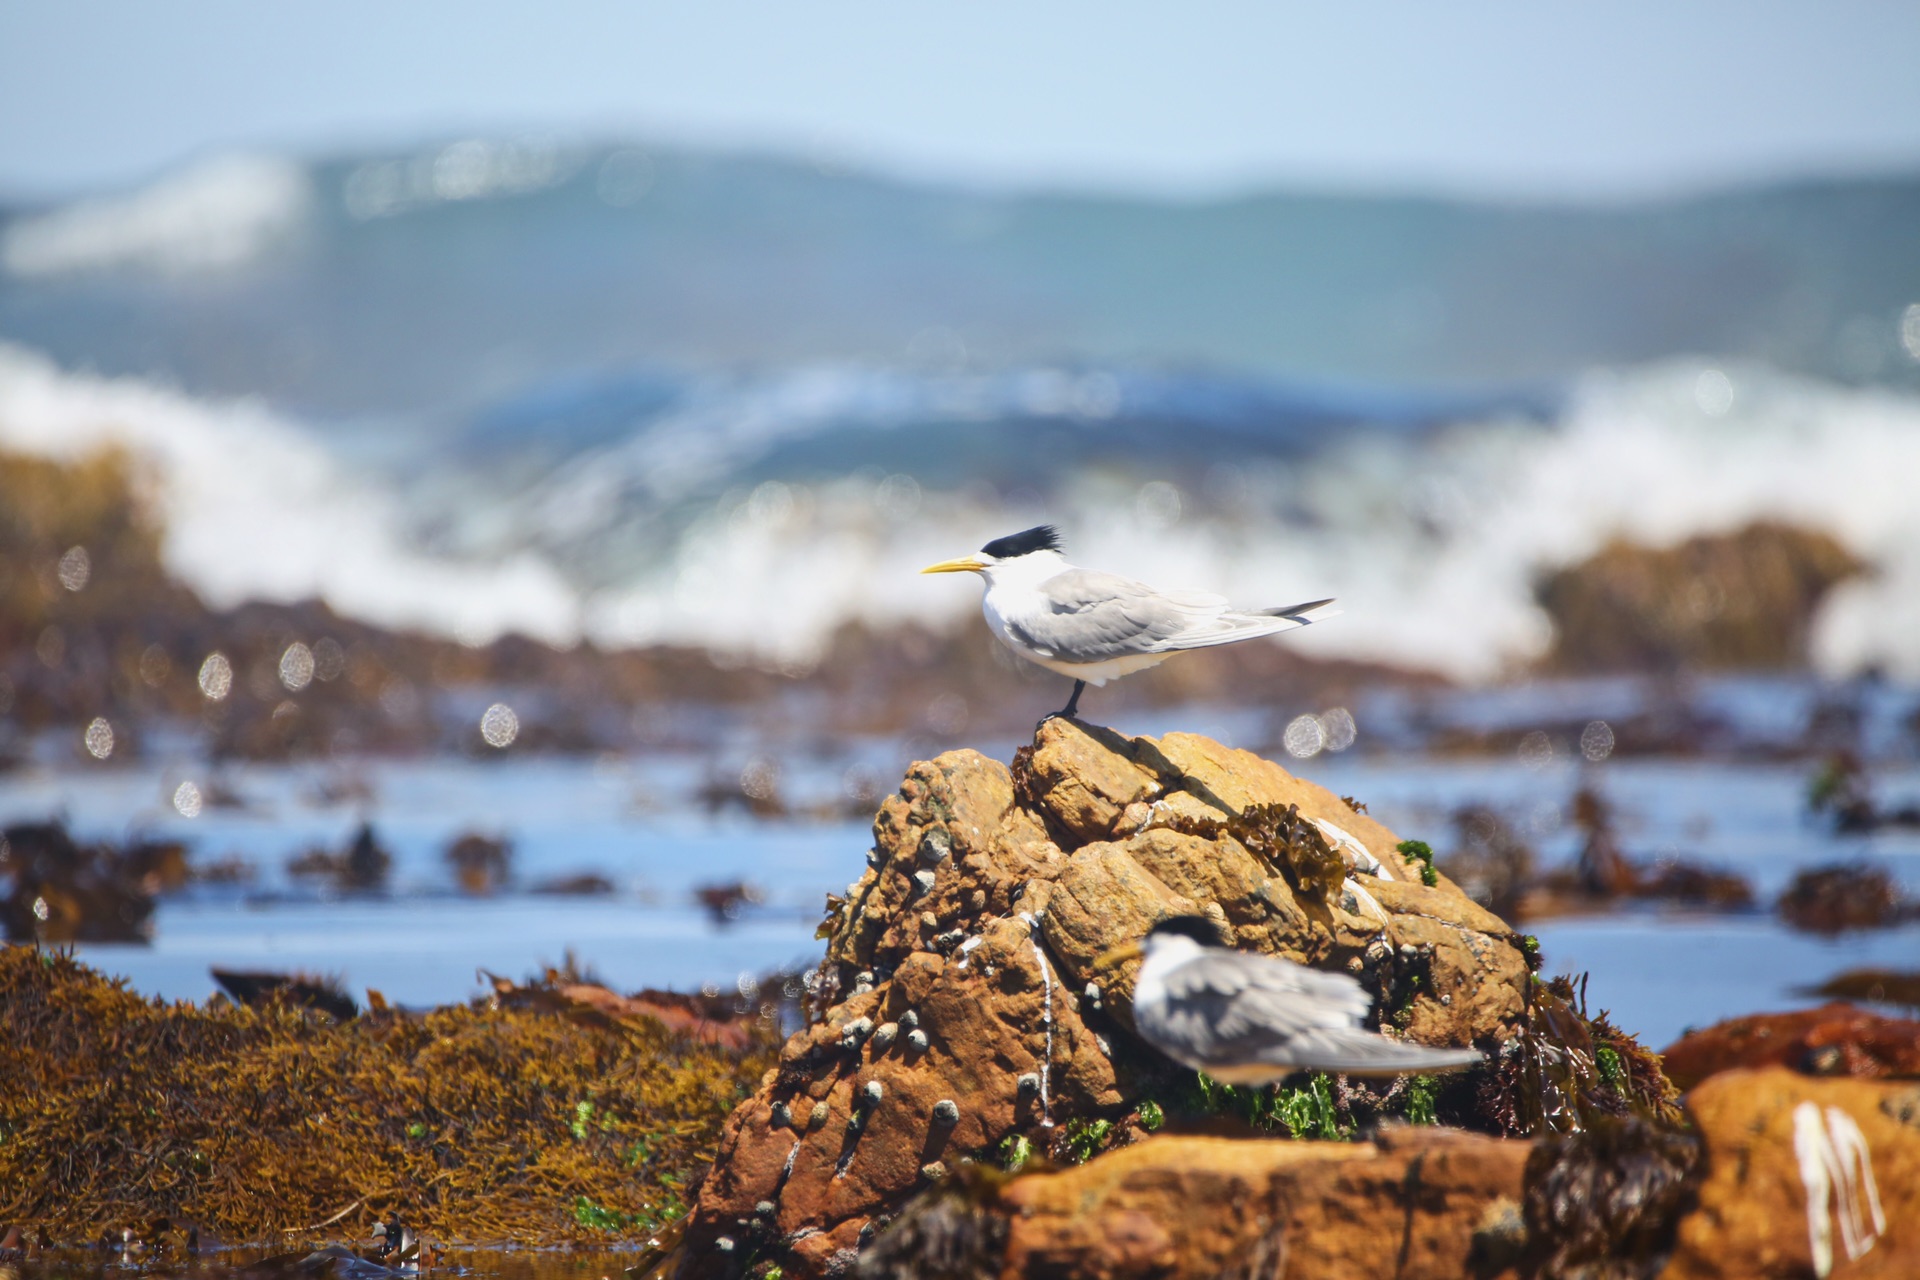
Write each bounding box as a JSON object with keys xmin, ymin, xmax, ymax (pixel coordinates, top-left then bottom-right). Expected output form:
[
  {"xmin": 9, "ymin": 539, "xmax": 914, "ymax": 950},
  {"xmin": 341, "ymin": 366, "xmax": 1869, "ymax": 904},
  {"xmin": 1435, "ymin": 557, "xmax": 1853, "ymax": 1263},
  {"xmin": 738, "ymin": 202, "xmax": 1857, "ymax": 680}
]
[
  {"xmin": 1, "ymin": 154, "xmax": 312, "ymax": 277},
  {"xmin": 2, "ymin": 341, "xmax": 1918, "ymax": 682},
  {"xmin": 0, "ymin": 344, "xmax": 577, "ymax": 644}
]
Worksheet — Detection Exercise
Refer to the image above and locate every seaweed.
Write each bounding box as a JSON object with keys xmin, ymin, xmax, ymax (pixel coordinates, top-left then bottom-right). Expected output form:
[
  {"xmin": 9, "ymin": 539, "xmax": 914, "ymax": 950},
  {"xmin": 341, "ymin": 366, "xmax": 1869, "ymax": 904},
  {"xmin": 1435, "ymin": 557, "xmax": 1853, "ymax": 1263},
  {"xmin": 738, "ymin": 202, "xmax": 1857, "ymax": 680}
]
[
  {"xmin": 1477, "ymin": 975, "xmax": 1680, "ymax": 1139},
  {"xmin": 0, "ymin": 947, "xmax": 775, "ymax": 1244},
  {"xmin": 1520, "ymin": 1115, "xmax": 1705, "ymax": 1280},
  {"xmin": 1171, "ymin": 1070, "xmax": 1354, "ymax": 1141},
  {"xmin": 1226, "ymin": 803, "xmax": 1347, "ymax": 903},
  {"xmin": 852, "ymin": 1162, "xmax": 1015, "ymax": 1280},
  {"xmin": 1057, "ymin": 1117, "xmax": 1114, "ymax": 1165},
  {"xmin": 1777, "ymin": 861, "xmax": 1915, "ymax": 934}
]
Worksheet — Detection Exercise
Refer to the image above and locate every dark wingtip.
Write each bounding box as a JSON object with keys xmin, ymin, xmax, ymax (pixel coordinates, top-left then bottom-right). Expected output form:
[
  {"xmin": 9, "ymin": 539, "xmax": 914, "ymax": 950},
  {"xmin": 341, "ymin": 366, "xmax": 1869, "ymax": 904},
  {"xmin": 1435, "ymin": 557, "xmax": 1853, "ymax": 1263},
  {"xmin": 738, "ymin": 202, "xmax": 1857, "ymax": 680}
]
[
  {"xmin": 1264, "ymin": 597, "xmax": 1336, "ymax": 620},
  {"xmin": 980, "ymin": 525, "xmax": 1063, "ymax": 560}
]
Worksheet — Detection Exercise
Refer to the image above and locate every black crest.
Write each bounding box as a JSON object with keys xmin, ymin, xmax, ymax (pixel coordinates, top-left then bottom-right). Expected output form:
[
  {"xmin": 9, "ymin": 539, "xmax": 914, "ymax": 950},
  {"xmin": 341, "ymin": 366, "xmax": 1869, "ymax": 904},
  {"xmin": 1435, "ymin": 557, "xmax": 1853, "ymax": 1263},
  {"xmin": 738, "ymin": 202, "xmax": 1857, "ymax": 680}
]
[
  {"xmin": 980, "ymin": 525, "xmax": 1063, "ymax": 560},
  {"xmin": 1147, "ymin": 914, "xmax": 1230, "ymax": 946}
]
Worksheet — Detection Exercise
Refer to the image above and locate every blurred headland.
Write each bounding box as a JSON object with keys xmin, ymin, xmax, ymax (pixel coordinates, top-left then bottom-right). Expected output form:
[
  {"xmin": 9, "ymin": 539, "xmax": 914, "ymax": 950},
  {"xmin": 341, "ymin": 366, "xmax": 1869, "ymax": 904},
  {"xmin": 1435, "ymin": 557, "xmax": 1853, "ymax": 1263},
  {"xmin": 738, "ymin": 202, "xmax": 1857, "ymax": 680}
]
[{"xmin": 3, "ymin": 142, "xmax": 1919, "ymax": 409}]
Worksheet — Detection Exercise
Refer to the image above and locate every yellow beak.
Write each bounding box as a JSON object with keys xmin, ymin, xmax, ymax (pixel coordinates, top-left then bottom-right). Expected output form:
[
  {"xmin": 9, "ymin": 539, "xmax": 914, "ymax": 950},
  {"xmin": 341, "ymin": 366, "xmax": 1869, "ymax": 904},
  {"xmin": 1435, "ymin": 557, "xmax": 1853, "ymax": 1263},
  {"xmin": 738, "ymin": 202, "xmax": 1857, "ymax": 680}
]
[
  {"xmin": 1092, "ymin": 940, "xmax": 1144, "ymax": 972},
  {"xmin": 920, "ymin": 555, "xmax": 987, "ymax": 575}
]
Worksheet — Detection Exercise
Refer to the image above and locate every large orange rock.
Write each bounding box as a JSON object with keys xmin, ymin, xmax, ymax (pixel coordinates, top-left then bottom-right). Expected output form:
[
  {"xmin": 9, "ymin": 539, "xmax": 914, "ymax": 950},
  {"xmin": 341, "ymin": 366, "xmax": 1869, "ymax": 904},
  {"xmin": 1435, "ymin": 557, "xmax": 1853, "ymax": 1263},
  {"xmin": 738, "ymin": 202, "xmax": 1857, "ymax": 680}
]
[
  {"xmin": 1665, "ymin": 1068, "xmax": 1920, "ymax": 1279},
  {"xmin": 859, "ymin": 1128, "xmax": 1533, "ymax": 1280},
  {"xmin": 675, "ymin": 721, "xmax": 1533, "ymax": 1279}
]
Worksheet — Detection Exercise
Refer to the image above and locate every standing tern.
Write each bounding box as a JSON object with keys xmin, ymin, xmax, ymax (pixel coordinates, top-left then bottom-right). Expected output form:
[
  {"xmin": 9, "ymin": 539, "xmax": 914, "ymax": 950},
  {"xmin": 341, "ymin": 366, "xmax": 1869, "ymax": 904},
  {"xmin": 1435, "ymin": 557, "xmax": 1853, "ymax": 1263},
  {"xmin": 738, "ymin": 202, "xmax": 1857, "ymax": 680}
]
[
  {"xmin": 921, "ymin": 525, "xmax": 1337, "ymax": 720},
  {"xmin": 1096, "ymin": 916, "xmax": 1484, "ymax": 1081}
]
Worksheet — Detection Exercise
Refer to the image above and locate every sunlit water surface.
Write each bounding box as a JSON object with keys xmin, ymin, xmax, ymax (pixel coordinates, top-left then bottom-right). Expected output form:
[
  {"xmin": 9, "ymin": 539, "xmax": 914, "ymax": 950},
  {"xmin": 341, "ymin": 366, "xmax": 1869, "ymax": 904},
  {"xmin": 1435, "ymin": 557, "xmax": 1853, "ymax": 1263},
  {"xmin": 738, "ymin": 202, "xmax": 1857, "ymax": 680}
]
[{"xmin": 4, "ymin": 738, "xmax": 1917, "ymax": 1049}]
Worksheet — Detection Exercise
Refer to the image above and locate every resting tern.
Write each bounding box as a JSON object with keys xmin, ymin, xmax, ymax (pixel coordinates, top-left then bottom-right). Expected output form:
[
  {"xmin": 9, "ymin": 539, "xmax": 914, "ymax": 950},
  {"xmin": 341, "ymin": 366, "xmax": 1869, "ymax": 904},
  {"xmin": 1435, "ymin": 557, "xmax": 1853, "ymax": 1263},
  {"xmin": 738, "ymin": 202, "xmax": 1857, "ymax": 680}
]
[
  {"xmin": 1096, "ymin": 916, "xmax": 1484, "ymax": 1081},
  {"xmin": 921, "ymin": 525, "xmax": 1336, "ymax": 720}
]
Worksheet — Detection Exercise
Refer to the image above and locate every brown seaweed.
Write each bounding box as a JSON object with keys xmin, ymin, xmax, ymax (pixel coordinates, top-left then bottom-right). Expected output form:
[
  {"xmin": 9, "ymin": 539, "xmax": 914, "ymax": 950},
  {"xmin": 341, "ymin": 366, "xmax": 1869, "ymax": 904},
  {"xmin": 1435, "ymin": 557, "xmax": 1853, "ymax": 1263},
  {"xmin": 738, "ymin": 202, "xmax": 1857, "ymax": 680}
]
[{"xmin": 0, "ymin": 947, "xmax": 775, "ymax": 1244}]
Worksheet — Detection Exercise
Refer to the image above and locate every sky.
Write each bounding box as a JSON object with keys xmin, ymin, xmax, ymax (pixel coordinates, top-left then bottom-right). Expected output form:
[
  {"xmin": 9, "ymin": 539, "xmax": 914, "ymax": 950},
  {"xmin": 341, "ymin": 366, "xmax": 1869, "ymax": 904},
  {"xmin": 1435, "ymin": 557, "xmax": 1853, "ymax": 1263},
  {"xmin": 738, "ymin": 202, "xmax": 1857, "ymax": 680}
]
[{"xmin": 2, "ymin": 1, "xmax": 1919, "ymax": 201}]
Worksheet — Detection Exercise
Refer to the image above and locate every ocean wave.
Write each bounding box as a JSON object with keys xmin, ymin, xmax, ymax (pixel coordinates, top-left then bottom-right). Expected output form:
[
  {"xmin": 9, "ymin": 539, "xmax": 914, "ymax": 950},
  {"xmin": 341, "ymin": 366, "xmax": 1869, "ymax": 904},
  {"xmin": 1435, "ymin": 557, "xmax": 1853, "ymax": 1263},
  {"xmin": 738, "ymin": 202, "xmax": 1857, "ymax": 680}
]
[
  {"xmin": 3, "ymin": 343, "xmax": 1917, "ymax": 683},
  {"xmin": 0, "ymin": 344, "xmax": 577, "ymax": 644},
  {"xmin": 1, "ymin": 154, "xmax": 312, "ymax": 277}
]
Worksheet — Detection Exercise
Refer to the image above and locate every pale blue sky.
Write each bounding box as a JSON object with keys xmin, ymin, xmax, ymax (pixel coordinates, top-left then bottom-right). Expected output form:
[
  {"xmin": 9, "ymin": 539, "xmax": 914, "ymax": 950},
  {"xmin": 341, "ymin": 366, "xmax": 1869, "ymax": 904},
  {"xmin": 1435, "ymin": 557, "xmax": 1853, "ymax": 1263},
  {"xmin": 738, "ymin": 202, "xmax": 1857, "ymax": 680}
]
[{"xmin": 3, "ymin": 1, "xmax": 1918, "ymax": 200}]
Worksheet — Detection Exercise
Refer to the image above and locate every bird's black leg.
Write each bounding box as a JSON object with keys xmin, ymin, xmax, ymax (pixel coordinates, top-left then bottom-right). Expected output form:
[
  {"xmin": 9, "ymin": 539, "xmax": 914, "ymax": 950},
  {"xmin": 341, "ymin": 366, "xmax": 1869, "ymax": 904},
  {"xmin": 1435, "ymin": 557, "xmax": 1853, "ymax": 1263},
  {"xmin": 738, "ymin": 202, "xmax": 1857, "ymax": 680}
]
[
  {"xmin": 1061, "ymin": 679, "xmax": 1085, "ymax": 718},
  {"xmin": 1037, "ymin": 679, "xmax": 1087, "ymax": 733}
]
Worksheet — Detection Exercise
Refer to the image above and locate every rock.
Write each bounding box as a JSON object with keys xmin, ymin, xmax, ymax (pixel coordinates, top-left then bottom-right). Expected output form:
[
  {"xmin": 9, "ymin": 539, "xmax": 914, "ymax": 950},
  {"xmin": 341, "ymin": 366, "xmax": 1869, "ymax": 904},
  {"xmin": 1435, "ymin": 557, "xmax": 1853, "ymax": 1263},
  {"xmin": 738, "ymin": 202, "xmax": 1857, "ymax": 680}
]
[
  {"xmin": 1664, "ymin": 1068, "xmax": 1920, "ymax": 1279},
  {"xmin": 1661, "ymin": 1004, "xmax": 1920, "ymax": 1090},
  {"xmin": 677, "ymin": 720, "xmax": 1534, "ymax": 1278},
  {"xmin": 857, "ymin": 1128, "xmax": 1532, "ymax": 1280},
  {"xmin": 1534, "ymin": 520, "xmax": 1866, "ymax": 673},
  {"xmin": 825, "ymin": 750, "xmax": 1058, "ymax": 978}
]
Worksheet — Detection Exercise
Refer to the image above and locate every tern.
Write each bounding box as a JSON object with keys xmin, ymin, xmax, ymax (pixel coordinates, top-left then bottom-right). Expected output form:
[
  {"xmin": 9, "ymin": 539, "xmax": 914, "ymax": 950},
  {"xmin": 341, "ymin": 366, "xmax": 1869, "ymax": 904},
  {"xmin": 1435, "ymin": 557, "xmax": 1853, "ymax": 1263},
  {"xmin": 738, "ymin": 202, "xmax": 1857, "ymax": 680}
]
[
  {"xmin": 921, "ymin": 526, "xmax": 1336, "ymax": 720},
  {"xmin": 1095, "ymin": 916, "xmax": 1484, "ymax": 1081}
]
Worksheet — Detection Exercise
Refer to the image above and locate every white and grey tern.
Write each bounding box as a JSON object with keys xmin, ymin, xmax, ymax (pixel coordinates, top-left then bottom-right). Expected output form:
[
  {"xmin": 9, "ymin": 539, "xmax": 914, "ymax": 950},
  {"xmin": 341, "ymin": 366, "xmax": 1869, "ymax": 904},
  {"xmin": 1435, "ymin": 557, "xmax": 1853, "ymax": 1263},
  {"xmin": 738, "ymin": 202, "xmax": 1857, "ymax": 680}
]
[
  {"xmin": 921, "ymin": 526, "xmax": 1337, "ymax": 720},
  {"xmin": 1097, "ymin": 916, "xmax": 1484, "ymax": 1081}
]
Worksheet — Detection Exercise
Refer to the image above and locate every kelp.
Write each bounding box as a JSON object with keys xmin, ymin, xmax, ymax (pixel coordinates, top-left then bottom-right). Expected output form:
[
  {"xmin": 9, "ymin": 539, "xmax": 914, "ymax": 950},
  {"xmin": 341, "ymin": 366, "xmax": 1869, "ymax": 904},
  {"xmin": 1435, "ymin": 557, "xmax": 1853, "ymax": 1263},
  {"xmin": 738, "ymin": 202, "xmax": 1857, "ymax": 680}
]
[
  {"xmin": 1225, "ymin": 803, "xmax": 1348, "ymax": 904},
  {"xmin": 0, "ymin": 947, "xmax": 776, "ymax": 1244}
]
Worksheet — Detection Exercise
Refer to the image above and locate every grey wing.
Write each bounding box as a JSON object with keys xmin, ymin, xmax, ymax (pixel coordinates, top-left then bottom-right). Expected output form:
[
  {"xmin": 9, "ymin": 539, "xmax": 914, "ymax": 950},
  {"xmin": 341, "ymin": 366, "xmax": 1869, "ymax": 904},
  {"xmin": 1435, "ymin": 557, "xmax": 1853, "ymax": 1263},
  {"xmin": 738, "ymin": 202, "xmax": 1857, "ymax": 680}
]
[
  {"xmin": 1137, "ymin": 950, "xmax": 1373, "ymax": 1070},
  {"xmin": 1003, "ymin": 569, "xmax": 1221, "ymax": 662},
  {"xmin": 1141, "ymin": 950, "xmax": 1484, "ymax": 1076},
  {"xmin": 1009, "ymin": 570, "xmax": 1334, "ymax": 662}
]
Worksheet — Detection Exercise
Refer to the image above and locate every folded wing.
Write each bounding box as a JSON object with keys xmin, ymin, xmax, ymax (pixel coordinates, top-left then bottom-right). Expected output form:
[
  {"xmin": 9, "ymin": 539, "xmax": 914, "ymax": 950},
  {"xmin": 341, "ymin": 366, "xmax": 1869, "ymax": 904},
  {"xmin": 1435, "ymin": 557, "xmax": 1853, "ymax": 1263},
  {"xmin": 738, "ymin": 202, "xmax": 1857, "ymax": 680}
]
[
  {"xmin": 1137, "ymin": 948, "xmax": 1481, "ymax": 1078},
  {"xmin": 1008, "ymin": 570, "xmax": 1336, "ymax": 663}
]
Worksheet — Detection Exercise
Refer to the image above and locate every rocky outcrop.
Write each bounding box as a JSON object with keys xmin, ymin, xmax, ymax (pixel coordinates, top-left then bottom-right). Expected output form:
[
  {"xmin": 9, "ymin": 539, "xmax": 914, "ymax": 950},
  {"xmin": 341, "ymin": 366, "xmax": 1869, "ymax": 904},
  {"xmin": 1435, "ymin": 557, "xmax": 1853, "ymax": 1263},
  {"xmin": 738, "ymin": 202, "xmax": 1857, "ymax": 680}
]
[
  {"xmin": 857, "ymin": 1127, "xmax": 1532, "ymax": 1280},
  {"xmin": 1665, "ymin": 1068, "xmax": 1920, "ymax": 1279},
  {"xmin": 676, "ymin": 720, "xmax": 1532, "ymax": 1278}
]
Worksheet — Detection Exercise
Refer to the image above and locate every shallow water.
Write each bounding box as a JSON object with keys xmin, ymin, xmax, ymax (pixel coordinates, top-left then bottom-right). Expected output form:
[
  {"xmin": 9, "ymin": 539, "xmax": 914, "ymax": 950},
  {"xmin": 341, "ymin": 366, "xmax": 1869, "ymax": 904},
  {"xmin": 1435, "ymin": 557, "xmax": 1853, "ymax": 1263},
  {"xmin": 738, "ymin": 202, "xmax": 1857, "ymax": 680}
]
[{"xmin": 6, "ymin": 741, "xmax": 1918, "ymax": 1048}]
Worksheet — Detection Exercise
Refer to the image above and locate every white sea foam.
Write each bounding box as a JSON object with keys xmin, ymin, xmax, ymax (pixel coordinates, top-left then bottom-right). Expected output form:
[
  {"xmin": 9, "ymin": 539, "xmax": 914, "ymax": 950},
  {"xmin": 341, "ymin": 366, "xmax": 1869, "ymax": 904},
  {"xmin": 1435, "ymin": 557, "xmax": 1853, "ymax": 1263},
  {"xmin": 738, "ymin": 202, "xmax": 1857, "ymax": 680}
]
[
  {"xmin": 2, "ymin": 154, "xmax": 312, "ymax": 277},
  {"xmin": 565, "ymin": 361, "xmax": 1920, "ymax": 681},
  {"xmin": 0, "ymin": 344, "xmax": 577, "ymax": 645},
  {"xmin": 4, "ymin": 344, "xmax": 1919, "ymax": 681}
]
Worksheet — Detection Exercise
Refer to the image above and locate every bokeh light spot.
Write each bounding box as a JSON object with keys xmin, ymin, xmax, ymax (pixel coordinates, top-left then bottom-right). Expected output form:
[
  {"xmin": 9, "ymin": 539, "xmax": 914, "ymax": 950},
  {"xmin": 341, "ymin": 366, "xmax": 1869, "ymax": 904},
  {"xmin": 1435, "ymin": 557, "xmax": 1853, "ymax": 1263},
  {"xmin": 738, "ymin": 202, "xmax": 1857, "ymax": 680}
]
[
  {"xmin": 1693, "ymin": 368, "xmax": 1734, "ymax": 416},
  {"xmin": 57, "ymin": 545, "xmax": 91, "ymax": 592},
  {"xmin": 138, "ymin": 644, "xmax": 171, "ymax": 688},
  {"xmin": 1134, "ymin": 480, "xmax": 1183, "ymax": 530},
  {"xmin": 279, "ymin": 641, "xmax": 315, "ymax": 692},
  {"xmin": 480, "ymin": 702, "xmax": 520, "ymax": 749},
  {"xmin": 1580, "ymin": 719, "xmax": 1616, "ymax": 762},
  {"xmin": 1320, "ymin": 707, "xmax": 1358, "ymax": 752},
  {"xmin": 172, "ymin": 780, "xmax": 203, "ymax": 818},
  {"xmin": 1518, "ymin": 730, "xmax": 1555, "ymax": 768},
  {"xmin": 1283, "ymin": 714, "xmax": 1325, "ymax": 759},
  {"xmin": 313, "ymin": 637, "xmax": 346, "ymax": 682},
  {"xmin": 83, "ymin": 717, "xmax": 114, "ymax": 760},
  {"xmin": 740, "ymin": 757, "xmax": 780, "ymax": 801},
  {"xmin": 198, "ymin": 652, "xmax": 233, "ymax": 701}
]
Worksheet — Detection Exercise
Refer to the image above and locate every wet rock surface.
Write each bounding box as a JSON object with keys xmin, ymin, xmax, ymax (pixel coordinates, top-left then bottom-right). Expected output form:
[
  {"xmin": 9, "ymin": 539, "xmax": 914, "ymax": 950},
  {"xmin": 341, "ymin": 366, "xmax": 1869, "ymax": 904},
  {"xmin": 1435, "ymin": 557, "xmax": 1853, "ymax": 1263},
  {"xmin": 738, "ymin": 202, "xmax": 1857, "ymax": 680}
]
[{"xmin": 677, "ymin": 720, "xmax": 1534, "ymax": 1278}]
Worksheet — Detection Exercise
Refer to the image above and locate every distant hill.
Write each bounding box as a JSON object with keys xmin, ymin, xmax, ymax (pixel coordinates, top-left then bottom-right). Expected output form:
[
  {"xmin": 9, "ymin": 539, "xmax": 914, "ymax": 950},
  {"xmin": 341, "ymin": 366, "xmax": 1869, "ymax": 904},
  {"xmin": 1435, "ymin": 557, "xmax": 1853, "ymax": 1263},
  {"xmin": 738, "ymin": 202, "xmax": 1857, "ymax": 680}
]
[{"xmin": 2, "ymin": 141, "xmax": 1917, "ymax": 416}]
